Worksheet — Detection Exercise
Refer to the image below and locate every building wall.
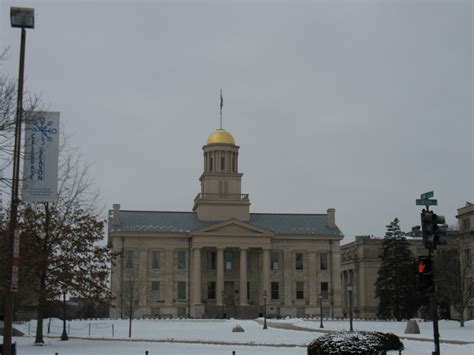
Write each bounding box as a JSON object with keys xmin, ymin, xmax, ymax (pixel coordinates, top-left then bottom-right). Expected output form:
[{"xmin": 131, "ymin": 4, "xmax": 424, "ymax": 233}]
[
  {"xmin": 110, "ymin": 231, "xmax": 343, "ymax": 319},
  {"xmin": 455, "ymin": 203, "xmax": 474, "ymax": 320},
  {"xmin": 341, "ymin": 236, "xmax": 425, "ymax": 319}
]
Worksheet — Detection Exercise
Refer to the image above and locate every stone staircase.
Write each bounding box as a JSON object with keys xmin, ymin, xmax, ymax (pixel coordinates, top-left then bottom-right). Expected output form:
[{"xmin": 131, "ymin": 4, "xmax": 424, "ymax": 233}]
[{"xmin": 204, "ymin": 304, "xmax": 262, "ymax": 319}]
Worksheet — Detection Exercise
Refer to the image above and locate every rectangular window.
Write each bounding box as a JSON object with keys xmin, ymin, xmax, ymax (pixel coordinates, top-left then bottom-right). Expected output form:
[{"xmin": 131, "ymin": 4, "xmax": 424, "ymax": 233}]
[
  {"xmin": 207, "ymin": 251, "xmax": 216, "ymax": 270},
  {"xmin": 320, "ymin": 253, "xmax": 328, "ymax": 271},
  {"xmin": 177, "ymin": 281, "xmax": 187, "ymax": 300},
  {"xmin": 321, "ymin": 282, "xmax": 329, "ymax": 300},
  {"xmin": 125, "ymin": 251, "xmax": 134, "ymax": 269},
  {"xmin": 296, "ymin": 281, "xmax": 304, "ymax": 300},
  {"xmin": 271, "ymin": 282, "xmax": 279, "ymax": 300},
  {"xmin": 462, "ymin": 218, "xmax": 471, "ymax": 231},
  {"xmin": 221, "ymin": 156, "xmax": 225, "ymax": 171},
  {"xmin": 208, "ymin": 281, "xmax": 216, "ymax": 300},
  {"xmin": 151, "ymin": 251, "xmax": 161, "ymax": 269},
  {"xmin": 151, "ymin": 281, "xmax": 160, "ymax": 301},
  {"xmin": 295, "ymin": 253, "xmax": 304, "ymax": 270},
  {"xmin": 465, "ymin": 249, "xmax": 472, "ymax": 267},
  {"xmin": 177, "ymin": 250, "xmax": 187, "ymax": 270},
  {"xmin": 225, "ymin": 251, "xmax": 233, "ymax": 270},
  {"xmin": 271, "ymin": 252, "xmax": 279, "ymax": 271}
]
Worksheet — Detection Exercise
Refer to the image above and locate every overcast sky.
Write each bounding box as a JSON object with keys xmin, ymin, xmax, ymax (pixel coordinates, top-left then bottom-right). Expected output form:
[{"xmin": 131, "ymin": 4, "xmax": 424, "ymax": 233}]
[{"xmin": 1, "ymin": 0, "xmax": 472, "ymax": 243}]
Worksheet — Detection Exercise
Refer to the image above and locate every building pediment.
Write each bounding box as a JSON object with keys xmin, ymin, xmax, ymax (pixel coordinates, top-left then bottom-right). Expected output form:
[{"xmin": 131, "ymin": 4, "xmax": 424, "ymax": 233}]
[{"xmin": 190, "ymin": 218, "xmax": 273, "ymax": 237}]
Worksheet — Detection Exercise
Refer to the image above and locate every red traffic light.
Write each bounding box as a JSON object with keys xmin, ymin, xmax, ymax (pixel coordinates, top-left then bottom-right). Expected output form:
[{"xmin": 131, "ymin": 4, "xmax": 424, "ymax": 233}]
[{"xmin": 416, "ymin": 256, "xmax": 432, "ymax": 274}]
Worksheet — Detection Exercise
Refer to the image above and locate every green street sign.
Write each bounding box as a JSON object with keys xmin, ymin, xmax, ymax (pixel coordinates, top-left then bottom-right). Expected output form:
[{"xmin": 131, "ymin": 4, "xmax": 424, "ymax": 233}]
[
  {"xmin": 416, "ymin": 199, "xmax": 438, "ymax": 206},
  {"xmin": 420, "ymin": 191, "xmax": 434, "ymax": 199}
]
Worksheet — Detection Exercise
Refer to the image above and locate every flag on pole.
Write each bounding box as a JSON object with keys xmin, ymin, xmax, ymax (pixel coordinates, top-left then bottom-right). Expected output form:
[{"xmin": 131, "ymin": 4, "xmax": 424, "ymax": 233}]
[{"xmin": 220, "ymin": 89, "xmax": 223, "ymax": 111}]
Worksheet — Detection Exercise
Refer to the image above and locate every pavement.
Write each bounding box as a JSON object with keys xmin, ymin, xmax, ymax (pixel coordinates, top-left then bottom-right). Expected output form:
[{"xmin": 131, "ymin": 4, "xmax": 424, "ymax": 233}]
[{"xmin": 254, "ymin": 319, "xmax": 474, "ymax": 345}]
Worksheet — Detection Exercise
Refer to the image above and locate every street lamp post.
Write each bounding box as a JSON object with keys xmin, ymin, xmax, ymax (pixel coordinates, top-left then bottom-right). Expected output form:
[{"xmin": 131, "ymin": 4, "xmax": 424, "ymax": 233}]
[
  {"xmin": 347, "ymin": 284, "xmax": 353, "ymax": 332},
  {"xmin": 263, "ymin": 291, "xmax": 268, "ymax": 329},
  {"xmin": 319, "ymin": 293, "xmax": 324, "ymax": 328},
  {"xmin": 2, "ymin": 7, "xmax": 35, "ymax": 355},
  {"xmin": 61, "ymin": 285, "xmax": 69, "ymax": 341}
]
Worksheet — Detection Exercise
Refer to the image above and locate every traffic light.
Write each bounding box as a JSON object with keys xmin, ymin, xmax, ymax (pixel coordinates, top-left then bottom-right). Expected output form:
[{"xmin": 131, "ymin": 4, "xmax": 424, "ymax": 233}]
[
  {"xmin": 415, "ymin": 256, "xmax": 433, "ymax": 293},
  {"xmin": 421, "ymin": 210, "xmax": 434, "ymax": 249},
  {"xmin": 421, "ymin": 210, "xmax": 448, "ymax": 249},
  {"xmin": 432, "ymin": 214, "xmax": 448, "ymax": 246}
]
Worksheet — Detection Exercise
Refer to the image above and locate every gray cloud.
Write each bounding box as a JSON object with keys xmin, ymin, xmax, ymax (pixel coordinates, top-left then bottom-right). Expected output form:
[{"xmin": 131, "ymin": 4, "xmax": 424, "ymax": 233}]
[{"xmin": 1, "ymin": 0, "xmax": 472, "ymax": 242}]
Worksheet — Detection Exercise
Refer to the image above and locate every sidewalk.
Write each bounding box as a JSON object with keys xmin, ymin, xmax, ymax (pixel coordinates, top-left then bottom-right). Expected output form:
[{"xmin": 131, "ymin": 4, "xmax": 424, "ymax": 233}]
[
  {"xmin": 254, "ymin": 320, "xmax": 474, "ymax": 345},
  {"xmin": 19, "ymin": 335, "xmax": 307, "ymax": 348}
]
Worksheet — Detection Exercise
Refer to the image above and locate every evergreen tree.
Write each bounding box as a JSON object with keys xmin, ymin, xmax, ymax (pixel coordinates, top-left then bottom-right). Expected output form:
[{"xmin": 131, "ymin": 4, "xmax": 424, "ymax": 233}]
[{"xmin": 375, "ymin": 218, "xmax": 420, "ymax": 320}]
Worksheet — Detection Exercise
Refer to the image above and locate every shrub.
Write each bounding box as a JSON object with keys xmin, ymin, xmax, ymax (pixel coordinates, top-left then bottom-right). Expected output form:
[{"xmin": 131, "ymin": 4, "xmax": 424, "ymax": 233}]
[{"xmin": 307, "ymin": 331, "xmax": 403, "ymax": 355}]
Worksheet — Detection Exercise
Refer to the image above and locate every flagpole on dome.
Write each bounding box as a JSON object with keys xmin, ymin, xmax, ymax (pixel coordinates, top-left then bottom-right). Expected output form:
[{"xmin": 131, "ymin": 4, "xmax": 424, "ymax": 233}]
[{"xmin": 219, "ymin": 88, "xmax": 223, "ymax": 130}]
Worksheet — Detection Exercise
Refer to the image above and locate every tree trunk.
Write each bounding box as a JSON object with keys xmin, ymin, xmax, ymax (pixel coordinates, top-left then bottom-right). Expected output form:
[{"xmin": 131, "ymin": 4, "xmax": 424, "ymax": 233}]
[
  {"xmin": 34, "ymin": 273, "xmax": 46, "ymax": 344},
  {"xmin": 35, "ymin": 204, "xmax": 50, "ymax": 344},
  {"xmin": 128, "ymin": 301, "xmax": 133, "ymax": 338},
  {"xmin": 460, "ymin": 311, "xmax": 465, "ymax": 327}
]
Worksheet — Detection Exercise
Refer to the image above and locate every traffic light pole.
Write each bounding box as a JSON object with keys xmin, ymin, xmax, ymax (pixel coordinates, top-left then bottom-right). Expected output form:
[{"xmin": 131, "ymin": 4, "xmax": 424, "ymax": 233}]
[
  {"xmin": 417, "ymin": 192, "xmax": 445, "ymax": 355},
  {"xmin": 429, "ymin": 247, "xmax": 440, "ymax": 355}
]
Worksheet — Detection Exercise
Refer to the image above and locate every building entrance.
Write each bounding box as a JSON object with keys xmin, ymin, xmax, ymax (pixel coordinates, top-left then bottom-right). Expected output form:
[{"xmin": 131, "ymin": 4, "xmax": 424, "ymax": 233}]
[{"xmin": 224, "ymin": 281, "xmax": 237, "ymax": 317}]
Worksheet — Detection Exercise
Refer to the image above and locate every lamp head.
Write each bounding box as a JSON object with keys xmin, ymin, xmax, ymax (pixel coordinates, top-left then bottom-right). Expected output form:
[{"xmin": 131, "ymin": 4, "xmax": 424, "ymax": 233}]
[{"xmin": 10, "ymin": 7, "xmax": 35, "ymax": 29}]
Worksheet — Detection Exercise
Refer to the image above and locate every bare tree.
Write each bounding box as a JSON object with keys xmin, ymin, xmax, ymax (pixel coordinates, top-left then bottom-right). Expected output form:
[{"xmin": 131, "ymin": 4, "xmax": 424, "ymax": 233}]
[
  {"xmin": 0, "ymin": 48, "xmax": 42, "ymax": 194},
  {"xmin": 0, "ymin": 137, "xmax": 113, "ymax": 344},
  {"xmin": 113, "ymin": 266, "xmax": 146, "ymax": 338},
  {"xmin": 436, "ymin": 240, "xmax": 474, "ymax": 327}
]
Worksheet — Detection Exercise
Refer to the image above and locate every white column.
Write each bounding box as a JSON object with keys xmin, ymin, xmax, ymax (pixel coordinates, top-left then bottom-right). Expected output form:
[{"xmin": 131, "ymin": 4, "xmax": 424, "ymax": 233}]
[
  {"xmin": 216, "ymin": 247, "xmax": 224, "ymax": 305},
  {"xmin": 240, "ymin": 247, "xmax": 248, "ymax": 306},
  {"xmin": 192, "ymin": 248, "xmax": 202, "ymax": 305}
]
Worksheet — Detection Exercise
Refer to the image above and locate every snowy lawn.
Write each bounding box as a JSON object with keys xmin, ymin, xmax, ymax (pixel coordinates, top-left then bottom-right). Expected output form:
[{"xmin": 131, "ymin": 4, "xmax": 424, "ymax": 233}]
[{"xmin": 8, "ymin": 318, "xmax": 474, "ymax": 355}]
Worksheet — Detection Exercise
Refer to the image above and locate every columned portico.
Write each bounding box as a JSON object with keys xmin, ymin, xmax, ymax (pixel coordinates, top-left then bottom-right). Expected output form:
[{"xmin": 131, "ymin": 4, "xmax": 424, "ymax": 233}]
[{"xmin": 239, "ymin": 247, "xmax": 248, "ymax": 306}]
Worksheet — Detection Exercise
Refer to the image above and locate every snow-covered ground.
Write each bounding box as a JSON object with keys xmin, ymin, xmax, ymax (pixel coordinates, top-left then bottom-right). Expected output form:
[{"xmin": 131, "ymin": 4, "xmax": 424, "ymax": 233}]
[{"xmin": 7, "ymin": 318, "xmax": 474, "ymax": 355}]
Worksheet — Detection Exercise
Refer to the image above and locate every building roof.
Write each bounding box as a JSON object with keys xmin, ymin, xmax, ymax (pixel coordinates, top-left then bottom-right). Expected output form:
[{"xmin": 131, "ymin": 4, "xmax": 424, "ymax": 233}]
[{"xmin": 108, "ymin": 210, "xmax": 343, "ymax": 236}]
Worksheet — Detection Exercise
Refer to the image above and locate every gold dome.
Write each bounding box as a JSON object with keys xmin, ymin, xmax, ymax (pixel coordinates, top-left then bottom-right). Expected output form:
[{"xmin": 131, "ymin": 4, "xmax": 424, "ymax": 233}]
[{"xmin": 207, "ymin": 129, "xmax": 236, "ymax": 145}]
